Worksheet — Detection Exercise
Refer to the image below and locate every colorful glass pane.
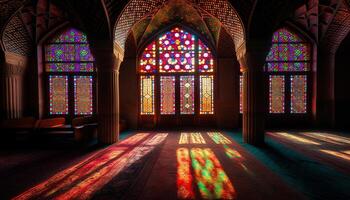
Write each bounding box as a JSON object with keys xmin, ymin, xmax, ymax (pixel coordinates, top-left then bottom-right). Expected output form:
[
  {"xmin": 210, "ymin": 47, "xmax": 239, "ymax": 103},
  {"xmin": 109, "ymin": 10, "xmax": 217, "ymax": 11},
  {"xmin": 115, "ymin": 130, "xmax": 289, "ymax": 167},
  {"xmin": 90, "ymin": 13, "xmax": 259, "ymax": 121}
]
[
  {"xmin": 266, "ymin": 62, "xmax": 309, "ymax": 72},
  {"xmin": 180, "ymin": 76, "xmax": 195, "ymax": 114},
  {"xmin": 198, "ymin": 40, "xmax": 210, "ymax": 51},
  {"xmin": 49, "ymin": 75, "xmax": 68, "ymax": 115},
  {"xmin": 50, "ymin": 28, "xmax": 88, "ymax": 43},
  {"xmin": 266, "ymin": 44, "xmax": 279, "ymax": 61},
  {"xmin": 74, "ymin": 76, "xmax": 93, "ymax": 115},
  {"xmin": 140, "ymin": 51, "xmax": 157, "ymax": 73},
  {"xmin": 273, "ymin": 28, "xmax": 302, "ymax": 43},
  {"xmin": 46, "ymin": 63, "xmax": 94, "ymax": 72},
  {"xmin": 45, "ymin": 44, "xmax": 94, "ymax": 62},
  {"xmin": 269, "ymin": 75, "xmax": 285, "ymax": 113},
  {"xmin": 45, "ymin": 44, "xmax": 75, "ymax": 61},
  {"xmin": 160, "ymin": 76, "xmax": 176, "ymax": 115},
  {"xmin": 144, "ymin": 40, "xmax": 156, "ymax": 51},
  {"xmin": 159, "ymin": 51, "xmax": 195, "ymax": 73},
  {"xmin": 240, "ymin": 75, "xmax": 243, "ymax": 114},
  {"xmin": 140, "ymin": 75, "xmax": 155, "ymax": 115},
  {"xmin": 200, "ymin": 75, "xmax": 214, "ymax": 114},
  {"xmin": 291, "ymin": 75, "xmax": 307, "ymax": 113},
  {"xmin": 267, "ymin": 28, "xmax": 310, "ymax": 72},
  {"xmin": 159, "ymin": 27, "xmax": 195, "ymax": 51},
  {"xmin": 198, "ymin": 51, "xmax": 214, "ymax": 72}
]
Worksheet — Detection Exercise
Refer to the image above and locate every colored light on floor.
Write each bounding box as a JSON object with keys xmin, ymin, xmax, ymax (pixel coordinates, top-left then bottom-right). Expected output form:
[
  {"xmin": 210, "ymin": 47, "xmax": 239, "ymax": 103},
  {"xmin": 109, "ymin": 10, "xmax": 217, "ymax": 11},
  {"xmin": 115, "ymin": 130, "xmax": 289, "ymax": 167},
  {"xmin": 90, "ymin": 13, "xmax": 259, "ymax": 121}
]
[
  {"xmin": 13, "ymin": 133, "xmax": 168, "ymax": 200},
  {"xmin": 301, "ymin": 133, "xmax": 343, "ymax": 145},
  {"xmin": 307, "ymin": 132, "xmax": 350, "ymax": 145},
  {"xmin": 177, "ymin": 148, "xmax": 195, "ymax": 199},
  {"xmin": 190, "ymin": 148, "xmax": 236, "ymax": 199},
  {"xmin": 320, "ymin": 149, "xmax": 350, "ymax": 161},
  {"xmin": 207, "ymin": 132, "xmax": 232, "ymax": 144},
  {"xmin": 224, "ymin": 145, "xmax": 243, "ymax": 160},
  {"xmin": 179, "ymin": 133, "xmax": 206, "ymax": 144},
  {"xmin": 275, "ymin": 132, "xmax": 320, "ymax": 145}
]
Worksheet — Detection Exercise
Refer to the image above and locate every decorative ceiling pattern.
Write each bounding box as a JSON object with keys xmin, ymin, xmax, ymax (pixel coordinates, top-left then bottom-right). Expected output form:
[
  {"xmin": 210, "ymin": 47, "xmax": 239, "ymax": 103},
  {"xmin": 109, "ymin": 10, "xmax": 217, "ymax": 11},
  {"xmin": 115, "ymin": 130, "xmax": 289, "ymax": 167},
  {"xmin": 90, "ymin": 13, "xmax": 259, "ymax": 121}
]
[
  {"xmin": 2, "ymin": 14, "xmax": 32, "ymax": 56},
  {"xmin": 0, "ymin": 0, "xmax": 24, "ymax": 32},
  {"xmin": 321, "ymin": 1, "xmax": 350, "ymax": 53},
  {"xmin": 114, "ymin": 0, "xmax": 244, "ymax": 50}
]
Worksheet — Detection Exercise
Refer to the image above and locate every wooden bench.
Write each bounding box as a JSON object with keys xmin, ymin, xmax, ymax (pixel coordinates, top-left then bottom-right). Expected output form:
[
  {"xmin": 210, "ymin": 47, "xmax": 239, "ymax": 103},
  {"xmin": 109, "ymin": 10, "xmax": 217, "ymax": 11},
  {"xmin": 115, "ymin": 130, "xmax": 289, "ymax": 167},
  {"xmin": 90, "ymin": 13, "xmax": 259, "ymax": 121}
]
[
  {"xmin": 1, "ymin": 116, "xmax": 127, "ymax": 142},
  {"xmin": 72, "ymin": 116, "xmax": 98, "ymax": 141}
]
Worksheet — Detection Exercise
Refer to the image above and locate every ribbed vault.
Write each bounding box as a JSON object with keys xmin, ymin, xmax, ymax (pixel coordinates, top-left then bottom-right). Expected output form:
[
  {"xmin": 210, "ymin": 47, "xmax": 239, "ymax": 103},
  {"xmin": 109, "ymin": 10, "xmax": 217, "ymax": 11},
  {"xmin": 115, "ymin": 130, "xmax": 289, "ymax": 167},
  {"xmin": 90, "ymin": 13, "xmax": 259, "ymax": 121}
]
[{"xmin": 114, "ymin": 0, "xmax": 245, "ymax": 50}]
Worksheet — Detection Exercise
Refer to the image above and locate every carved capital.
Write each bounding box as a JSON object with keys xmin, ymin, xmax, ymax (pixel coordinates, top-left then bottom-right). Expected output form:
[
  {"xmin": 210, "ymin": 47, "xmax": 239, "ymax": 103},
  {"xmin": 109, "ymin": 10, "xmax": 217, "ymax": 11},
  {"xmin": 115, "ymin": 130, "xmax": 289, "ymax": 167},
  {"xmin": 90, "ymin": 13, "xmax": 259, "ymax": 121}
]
[
  {"xmin": 90, "ymin": 40, "xmax": 124, "ymax": 72},
  {"xmin": 236, "ymin": 39, "xmax": 271, "ymax": 72},
  {"xmin": 1, "ymin": 63, "xmax": 26, "ymax": 76}
]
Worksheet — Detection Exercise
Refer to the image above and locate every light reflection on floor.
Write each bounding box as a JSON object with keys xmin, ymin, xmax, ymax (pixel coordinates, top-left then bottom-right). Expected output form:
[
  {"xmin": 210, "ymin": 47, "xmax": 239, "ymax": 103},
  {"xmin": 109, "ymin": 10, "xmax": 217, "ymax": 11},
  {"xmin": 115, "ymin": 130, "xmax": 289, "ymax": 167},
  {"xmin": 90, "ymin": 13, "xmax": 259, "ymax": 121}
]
[
  {"xmin": 179, "ymin": 132, "xmax": 206, "ymax": 144},
  {"xmin": 268, "ymin": 131, "xmax": 350, "ymax": 173},
  {"xmin": 207, "ymin": 132, "xmax": 232, "ymax": 144},
  {"xmin": 177, "ymin": 132, "xmax": 239, "ymax": 199},
  {"xmin": 13, "ymin": 133, "xmax": 168, "ymax": 200}
]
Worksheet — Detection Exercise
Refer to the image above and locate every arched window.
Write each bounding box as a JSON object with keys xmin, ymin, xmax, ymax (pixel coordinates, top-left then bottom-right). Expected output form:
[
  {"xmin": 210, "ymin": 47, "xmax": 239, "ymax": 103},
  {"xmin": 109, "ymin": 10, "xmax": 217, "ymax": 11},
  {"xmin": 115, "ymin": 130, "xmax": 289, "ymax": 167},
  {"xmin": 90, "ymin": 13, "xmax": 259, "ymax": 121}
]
[
  {"xmin": 266, "ymin": 28, "xmax": 311, "ymax": 114},
  {"xmin": 239, "ymin": 28, "xmax": 311, "ymax": 115},
  {"xmin": 44, "ymin": 28, "xmax": 95, "ymax": 117},
  {"xmin": 139, "ymin": 27, "xmax": 215, "ymax": 125}
]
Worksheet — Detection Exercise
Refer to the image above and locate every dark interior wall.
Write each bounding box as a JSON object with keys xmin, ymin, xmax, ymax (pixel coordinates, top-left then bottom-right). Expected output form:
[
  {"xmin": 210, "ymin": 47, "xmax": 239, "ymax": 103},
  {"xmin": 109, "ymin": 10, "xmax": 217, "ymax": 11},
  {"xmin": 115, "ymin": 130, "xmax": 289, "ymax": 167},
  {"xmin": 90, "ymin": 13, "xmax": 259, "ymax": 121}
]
[{"xmin": 335, "ymin": 33, "xmax": 350, "ymax": 129}]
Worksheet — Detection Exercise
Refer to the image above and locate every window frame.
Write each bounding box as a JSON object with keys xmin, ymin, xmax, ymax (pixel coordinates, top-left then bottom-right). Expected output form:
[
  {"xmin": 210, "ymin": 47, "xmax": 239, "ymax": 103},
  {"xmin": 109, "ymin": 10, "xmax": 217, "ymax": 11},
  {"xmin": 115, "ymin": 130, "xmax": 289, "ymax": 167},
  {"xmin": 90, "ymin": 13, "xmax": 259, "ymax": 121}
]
[
  {"xmin": 137, "ymin": 26, "xmax": 217, "ymax": 125},
  {"xmin": 43, "ymin": 28, "xmax": 97, "ymax": 120}
]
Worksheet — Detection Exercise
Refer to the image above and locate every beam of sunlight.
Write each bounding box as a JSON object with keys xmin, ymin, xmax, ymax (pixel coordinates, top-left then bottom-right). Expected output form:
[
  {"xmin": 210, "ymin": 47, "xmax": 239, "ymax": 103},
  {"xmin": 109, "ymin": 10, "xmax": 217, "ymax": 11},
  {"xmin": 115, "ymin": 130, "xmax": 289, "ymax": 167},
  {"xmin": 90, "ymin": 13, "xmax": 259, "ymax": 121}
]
[
  {"xmin": 343, "ymin": 150, "xmax": 350, "ymax": 156},
  {"xmin": 179, "ymin": 133, "xmax": 189, "ymax": 144},
  {"xmin": 300, "ymin": 133, "xmax": 343, "ymax": 145},
  {"xmin": 207, "ymin": 132, "xmax": 232, "ymax": 144},
  {"xmin": 177, "ymin": 148, "xmax": 195, "ymax": 199},
  {"xmin": 320, "ymin": 149, "xmax": 350, "ymax": 162},
  {"xmin": 190, "ymin": 148, "xmax": 236, "ymax": 199},
  {"xmin": 274, "ymin": 132, "xmax": 321, "ymax": 145},
  {"xmin": 179, "ymin": 133, "xmax": 206, "ymax": 144},
  {"xmin": 223, "ymin": 145, "xmax": 243, "ymax": 160},
  {"xmin": 306, "ymin": 132, "xmax": 350, "ymax": 145},
  {"xmin": 190, "ymin": 133, "xmax": 206, "ymax": 144},
  {"xmin": 222, "ymin": 145, "xmax": 254, "ymax": 177},
  {"xmin": 118, "ymin": 133, "xmax": 150, "ymax": 145},
  {"xmin": 13, "ymin": 133, "xmax": 168, "ymax": 200}
]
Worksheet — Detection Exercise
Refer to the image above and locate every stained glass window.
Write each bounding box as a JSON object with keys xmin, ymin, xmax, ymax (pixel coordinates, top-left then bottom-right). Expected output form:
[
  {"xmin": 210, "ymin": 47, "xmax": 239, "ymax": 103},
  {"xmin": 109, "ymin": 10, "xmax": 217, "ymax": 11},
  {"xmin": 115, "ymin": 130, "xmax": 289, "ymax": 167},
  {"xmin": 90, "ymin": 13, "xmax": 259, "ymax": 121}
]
[
  {"xmin": 45, "ymin": 28, "xmax": 95, "ymax": 116},
  {"xmin": 266, "ymin": 28, "xmax": 310, "ymax": 115},
  {"xmin": 141, "ymin": 75, "xmax": 155, "ymax": 115},
  {"xmin": 269, "ymin": 75, "xmax": 285, "ymax": 114},
  {"xmin": 180, "ymin": 76, "xmax": 195, "ymax": 114},
  {"xmin": 291, "ymin": 75, "xmax": 307, "ymax": 113},
  {"xmin": 266, "ymin": 28, "xmax": 310, "ymax": 72},
  {"xmin": 200, "ymin": 75, "xmax": 214, "ymax": 114},
  {"xmin": 49, "ymin": 75, "xmax": 68, "ymax": 115},
  {"xmin": 74, "ymin": 76, "xmax": 93, "ymax": 115},
  {"xmin": 160, "ymin": 76, "xmax": 176, "ymax": 115},
  {"xmin": 139, "ymin": 27, "xmax": 215, "ymax": 117}
]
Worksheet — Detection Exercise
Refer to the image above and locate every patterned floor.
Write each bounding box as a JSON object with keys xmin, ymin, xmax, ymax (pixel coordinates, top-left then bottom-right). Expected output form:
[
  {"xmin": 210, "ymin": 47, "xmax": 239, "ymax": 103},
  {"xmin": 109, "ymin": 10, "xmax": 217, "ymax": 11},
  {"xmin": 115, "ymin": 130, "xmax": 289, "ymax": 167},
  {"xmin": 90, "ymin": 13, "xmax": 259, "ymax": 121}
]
[{"xmin": 3, "ymin": 131, "xmax": 350, "ymax": 199}]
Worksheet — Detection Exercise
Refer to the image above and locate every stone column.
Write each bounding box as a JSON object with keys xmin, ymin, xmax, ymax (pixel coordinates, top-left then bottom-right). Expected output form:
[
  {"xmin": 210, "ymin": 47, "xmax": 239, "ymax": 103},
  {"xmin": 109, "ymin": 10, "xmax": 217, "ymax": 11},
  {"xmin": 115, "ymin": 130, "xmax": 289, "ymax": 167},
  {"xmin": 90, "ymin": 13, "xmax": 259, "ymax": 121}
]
[
  {"xmin": 0, "ymin": 52, "xmax": 27, "ymax": 119},
  {"xmin": 317, "ymin": 50, "xmax": 336, "ymax": 127},
  {"xmin": 91, "ymin": 41, "xmax": 123, "ymax": 144},
  {"xmin": 237, "ymin": 41, "xmax": 270, "ymax": 145}
]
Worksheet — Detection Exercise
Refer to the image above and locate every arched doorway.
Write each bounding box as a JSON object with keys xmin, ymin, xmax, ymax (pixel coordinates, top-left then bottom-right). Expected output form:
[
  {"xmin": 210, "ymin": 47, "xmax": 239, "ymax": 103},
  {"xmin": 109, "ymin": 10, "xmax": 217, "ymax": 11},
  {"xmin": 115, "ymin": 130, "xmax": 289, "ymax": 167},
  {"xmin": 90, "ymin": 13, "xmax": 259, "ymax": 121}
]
[{"xmin": 138, "ymin": 27, "xmax": 215, "ymax": 128}]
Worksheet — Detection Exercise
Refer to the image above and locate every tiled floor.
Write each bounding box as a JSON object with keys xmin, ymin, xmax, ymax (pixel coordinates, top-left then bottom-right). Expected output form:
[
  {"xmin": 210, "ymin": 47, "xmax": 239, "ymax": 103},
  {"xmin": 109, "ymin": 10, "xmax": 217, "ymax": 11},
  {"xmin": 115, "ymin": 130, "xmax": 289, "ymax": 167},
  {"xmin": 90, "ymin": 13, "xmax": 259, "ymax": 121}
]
[{"xmin": 1, "ymin": 131, "xmax": 350, "ymax": 200}]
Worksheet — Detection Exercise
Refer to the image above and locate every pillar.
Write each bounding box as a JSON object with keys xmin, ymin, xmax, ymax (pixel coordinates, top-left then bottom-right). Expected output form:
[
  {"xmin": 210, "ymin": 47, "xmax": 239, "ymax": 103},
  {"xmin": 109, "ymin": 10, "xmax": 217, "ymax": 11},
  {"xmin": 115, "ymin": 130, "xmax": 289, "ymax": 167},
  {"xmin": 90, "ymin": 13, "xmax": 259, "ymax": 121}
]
[
  {"xmin": 317, "ymin": 50, "xmax": 336, "ymax": 127},
  {"xmin": 0, "ymin": 52, "xmax": 27, "ymax": 119},
  {"xmin": 237, "ymin": 41, "xmax": 270, "ymax": 145},
  {"xmin": 91, "ymin": 41, "xmax": 123, "ymax": 144}
]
